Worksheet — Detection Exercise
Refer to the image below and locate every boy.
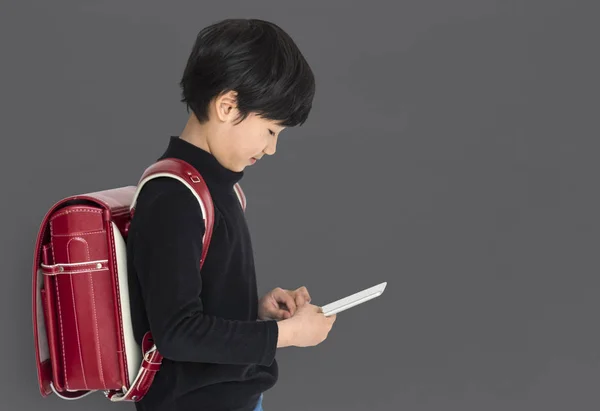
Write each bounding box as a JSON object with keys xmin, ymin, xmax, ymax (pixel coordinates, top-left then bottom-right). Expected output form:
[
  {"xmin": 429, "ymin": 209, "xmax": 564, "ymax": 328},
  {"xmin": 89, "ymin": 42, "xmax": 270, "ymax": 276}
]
[{"xmin": 126, "ymin": 18, "xmax": 337, "ymax": 411}]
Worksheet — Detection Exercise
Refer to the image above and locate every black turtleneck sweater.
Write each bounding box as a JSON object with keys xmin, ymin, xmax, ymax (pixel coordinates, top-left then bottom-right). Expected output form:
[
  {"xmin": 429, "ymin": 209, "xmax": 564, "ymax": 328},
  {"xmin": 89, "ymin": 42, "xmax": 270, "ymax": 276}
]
[{"xmin": 126, "ymin": 136, "xmax": 279, "ymax": 411}]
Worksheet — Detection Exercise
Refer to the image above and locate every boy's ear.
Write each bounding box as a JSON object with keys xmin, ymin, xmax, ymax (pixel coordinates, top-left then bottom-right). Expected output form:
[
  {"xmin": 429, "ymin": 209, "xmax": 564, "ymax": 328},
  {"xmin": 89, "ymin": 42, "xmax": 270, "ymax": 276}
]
[{"xmin": 214, "ymin": 90, "xmax": 239, "ymax": 123}]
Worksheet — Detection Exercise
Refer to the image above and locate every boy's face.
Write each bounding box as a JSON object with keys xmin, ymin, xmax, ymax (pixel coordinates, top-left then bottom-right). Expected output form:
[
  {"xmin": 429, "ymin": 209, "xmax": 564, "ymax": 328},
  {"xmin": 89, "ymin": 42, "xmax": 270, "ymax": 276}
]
[{"xmin": 208, "ymin": 92, "xmax": 286, "ymax": 172}]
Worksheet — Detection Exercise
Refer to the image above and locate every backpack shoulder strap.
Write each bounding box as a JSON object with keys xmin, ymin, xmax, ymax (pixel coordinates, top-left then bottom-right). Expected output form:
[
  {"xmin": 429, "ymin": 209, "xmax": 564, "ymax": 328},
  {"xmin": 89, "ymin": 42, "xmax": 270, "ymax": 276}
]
[
  {"xmin": 130, "ymin": 158, "xmax": 215, "ymax": 266},
  {"xmin": 233, "ymin": 182, "xmax": 246, "ymax": 211},
  {"xmin": 109, "ymin": 157, "xmax": 214, "ymax": 402}
]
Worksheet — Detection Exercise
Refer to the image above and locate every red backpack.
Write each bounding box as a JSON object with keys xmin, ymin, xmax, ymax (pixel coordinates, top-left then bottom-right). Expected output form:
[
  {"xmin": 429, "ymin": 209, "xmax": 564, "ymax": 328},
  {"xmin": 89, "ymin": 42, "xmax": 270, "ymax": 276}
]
[{"xmin": 32, "ymin": 158, "xmax": 246, "ymax": 402}]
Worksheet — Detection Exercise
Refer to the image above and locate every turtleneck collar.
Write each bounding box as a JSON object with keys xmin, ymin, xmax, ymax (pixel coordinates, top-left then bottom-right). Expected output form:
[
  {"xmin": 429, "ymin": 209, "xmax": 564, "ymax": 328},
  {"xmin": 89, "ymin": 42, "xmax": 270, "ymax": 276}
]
[{"xmin": 158, "ymin": 136, "xmax": 244, "ymax": 186}]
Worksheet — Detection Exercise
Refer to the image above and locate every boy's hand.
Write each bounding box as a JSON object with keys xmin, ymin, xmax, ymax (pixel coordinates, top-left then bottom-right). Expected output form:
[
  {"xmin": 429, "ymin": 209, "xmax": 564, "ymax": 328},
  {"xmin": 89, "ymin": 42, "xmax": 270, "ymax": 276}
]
[
  {"xmin": 258, "ymin": 286, "xmax": 311, "ymax": 321},
  {"xmin": 276, "ymin": 304, "xmax": 337, "ymax": 348}
]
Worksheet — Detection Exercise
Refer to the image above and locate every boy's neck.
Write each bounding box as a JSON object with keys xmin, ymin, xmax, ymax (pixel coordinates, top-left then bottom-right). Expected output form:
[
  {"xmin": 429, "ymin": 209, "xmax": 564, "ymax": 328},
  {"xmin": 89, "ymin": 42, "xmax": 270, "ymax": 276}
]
[{"xmin": 179, "ymin": 113, "xmax": 213, "ymax": 154}]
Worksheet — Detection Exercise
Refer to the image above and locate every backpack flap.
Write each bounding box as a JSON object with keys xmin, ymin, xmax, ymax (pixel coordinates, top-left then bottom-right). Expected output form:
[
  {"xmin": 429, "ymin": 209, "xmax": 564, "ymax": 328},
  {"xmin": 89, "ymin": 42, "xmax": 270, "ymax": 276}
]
[{"xmin": 32, "ymin": 186, "xmax": 137, "ymax": 399}]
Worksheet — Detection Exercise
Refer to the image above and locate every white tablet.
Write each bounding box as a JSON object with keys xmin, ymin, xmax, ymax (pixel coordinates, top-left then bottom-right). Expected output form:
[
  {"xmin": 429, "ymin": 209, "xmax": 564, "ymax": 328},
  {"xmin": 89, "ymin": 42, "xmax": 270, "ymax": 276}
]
[{"xmin": 320, "ymin": 282, "xmax": 387, "ymax": 317}]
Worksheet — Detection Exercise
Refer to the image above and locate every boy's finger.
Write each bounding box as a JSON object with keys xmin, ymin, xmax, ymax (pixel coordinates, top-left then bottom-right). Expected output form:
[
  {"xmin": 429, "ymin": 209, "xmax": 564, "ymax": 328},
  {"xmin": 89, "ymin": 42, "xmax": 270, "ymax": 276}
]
[
  {"xmin": 281, "ymin": 292, "xmax": 297, "ymax": 315},
  {"xmin": 278, "ymin": 300, "xmax": 296, "ymax": 315},
  {"xmin": 295, "ymin": 294, "xmax": 308, "ymax": 306},
  {"xmin": 293, "ymin": 287, "xmax": 311, "ymax": 305}
]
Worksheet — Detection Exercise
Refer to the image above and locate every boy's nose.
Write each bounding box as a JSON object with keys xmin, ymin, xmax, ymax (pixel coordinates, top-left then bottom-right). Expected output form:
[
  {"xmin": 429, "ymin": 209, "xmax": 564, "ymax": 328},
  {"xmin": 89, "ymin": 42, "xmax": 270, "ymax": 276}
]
[{"xmin": 264, "ymin": 142, "xmax": 277, "ymax": 156}]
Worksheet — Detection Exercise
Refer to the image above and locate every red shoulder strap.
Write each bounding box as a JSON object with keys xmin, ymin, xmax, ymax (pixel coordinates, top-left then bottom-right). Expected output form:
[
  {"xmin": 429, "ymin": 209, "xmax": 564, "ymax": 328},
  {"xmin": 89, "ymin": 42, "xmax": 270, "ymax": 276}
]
[
  {"xmin": 130, "ymin": 158, "xmax": 215, "ymax": 267},
  {"xmin": 109, "ymin": 158, "xmax": 215, "ymax": 402},
  {"xmin": 233, "ymin": 182, "xmax": 246, "ymax": 211}
]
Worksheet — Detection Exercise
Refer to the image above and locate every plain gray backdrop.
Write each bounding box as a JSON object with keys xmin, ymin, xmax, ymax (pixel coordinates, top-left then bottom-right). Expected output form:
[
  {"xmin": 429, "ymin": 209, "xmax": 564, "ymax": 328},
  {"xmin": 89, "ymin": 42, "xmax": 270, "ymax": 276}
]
[{"xmin": 1, "ymin": 0, "xmax": 599, "ymax": 410}]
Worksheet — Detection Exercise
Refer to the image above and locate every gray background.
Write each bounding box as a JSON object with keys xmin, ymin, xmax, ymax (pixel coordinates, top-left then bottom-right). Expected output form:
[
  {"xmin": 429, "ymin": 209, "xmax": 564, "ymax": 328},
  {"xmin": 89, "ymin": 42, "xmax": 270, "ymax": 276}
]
[{"xmin": 1, "ymin": 0, "xmax": 599, "ymax": 410}]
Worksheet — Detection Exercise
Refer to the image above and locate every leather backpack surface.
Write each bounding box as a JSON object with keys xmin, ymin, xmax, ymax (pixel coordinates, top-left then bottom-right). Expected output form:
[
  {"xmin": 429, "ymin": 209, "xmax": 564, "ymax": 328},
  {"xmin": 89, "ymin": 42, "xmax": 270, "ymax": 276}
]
[{"xmin": 32, "ymin": 158, "xmax": 246, "ymax": 402}]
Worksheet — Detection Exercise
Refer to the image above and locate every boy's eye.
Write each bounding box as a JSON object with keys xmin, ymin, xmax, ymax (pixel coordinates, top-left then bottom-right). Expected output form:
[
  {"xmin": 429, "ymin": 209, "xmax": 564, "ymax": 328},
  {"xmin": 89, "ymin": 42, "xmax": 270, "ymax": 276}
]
[{"xmin": 268, "ymin": 129, "xmax": 275, "ymax": 136}]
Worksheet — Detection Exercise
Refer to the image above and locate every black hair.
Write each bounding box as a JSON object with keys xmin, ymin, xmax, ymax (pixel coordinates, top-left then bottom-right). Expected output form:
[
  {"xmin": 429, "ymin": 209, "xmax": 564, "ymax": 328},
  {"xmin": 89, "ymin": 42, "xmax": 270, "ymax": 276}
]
[{"xmin": 179, "ymin": 18, "xmax": 315, "ymax": 127}]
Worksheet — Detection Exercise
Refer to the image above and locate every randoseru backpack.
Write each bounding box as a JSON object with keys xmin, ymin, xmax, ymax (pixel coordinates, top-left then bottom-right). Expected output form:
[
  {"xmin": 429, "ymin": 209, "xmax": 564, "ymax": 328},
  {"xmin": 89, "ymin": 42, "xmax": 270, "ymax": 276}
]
[{"xmin": 32, "ymin": 158, "xmax": 246, "ymax": 402}]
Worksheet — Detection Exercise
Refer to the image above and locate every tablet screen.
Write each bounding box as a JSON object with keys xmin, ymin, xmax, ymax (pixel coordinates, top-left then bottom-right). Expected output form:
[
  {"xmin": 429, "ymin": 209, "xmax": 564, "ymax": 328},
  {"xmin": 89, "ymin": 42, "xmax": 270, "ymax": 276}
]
[{"xmin": 321, "ymin": 282, "xmax": 387, "ymax": 316}]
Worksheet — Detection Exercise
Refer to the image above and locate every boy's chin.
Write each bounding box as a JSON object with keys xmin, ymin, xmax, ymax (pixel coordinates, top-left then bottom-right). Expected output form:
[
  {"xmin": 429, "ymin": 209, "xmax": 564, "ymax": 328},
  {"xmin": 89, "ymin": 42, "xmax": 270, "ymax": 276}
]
[{"xmin": 229, "ymin": 163, "xmax": 248, "ymax": 172}]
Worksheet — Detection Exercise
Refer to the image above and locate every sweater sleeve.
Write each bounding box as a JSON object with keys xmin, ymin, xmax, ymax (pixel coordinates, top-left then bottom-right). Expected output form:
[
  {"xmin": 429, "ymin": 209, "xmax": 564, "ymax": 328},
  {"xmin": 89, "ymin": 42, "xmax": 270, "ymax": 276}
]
[{"xmin": 131, "ymin": 185, "xmax": 278, "ymax": 366}]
